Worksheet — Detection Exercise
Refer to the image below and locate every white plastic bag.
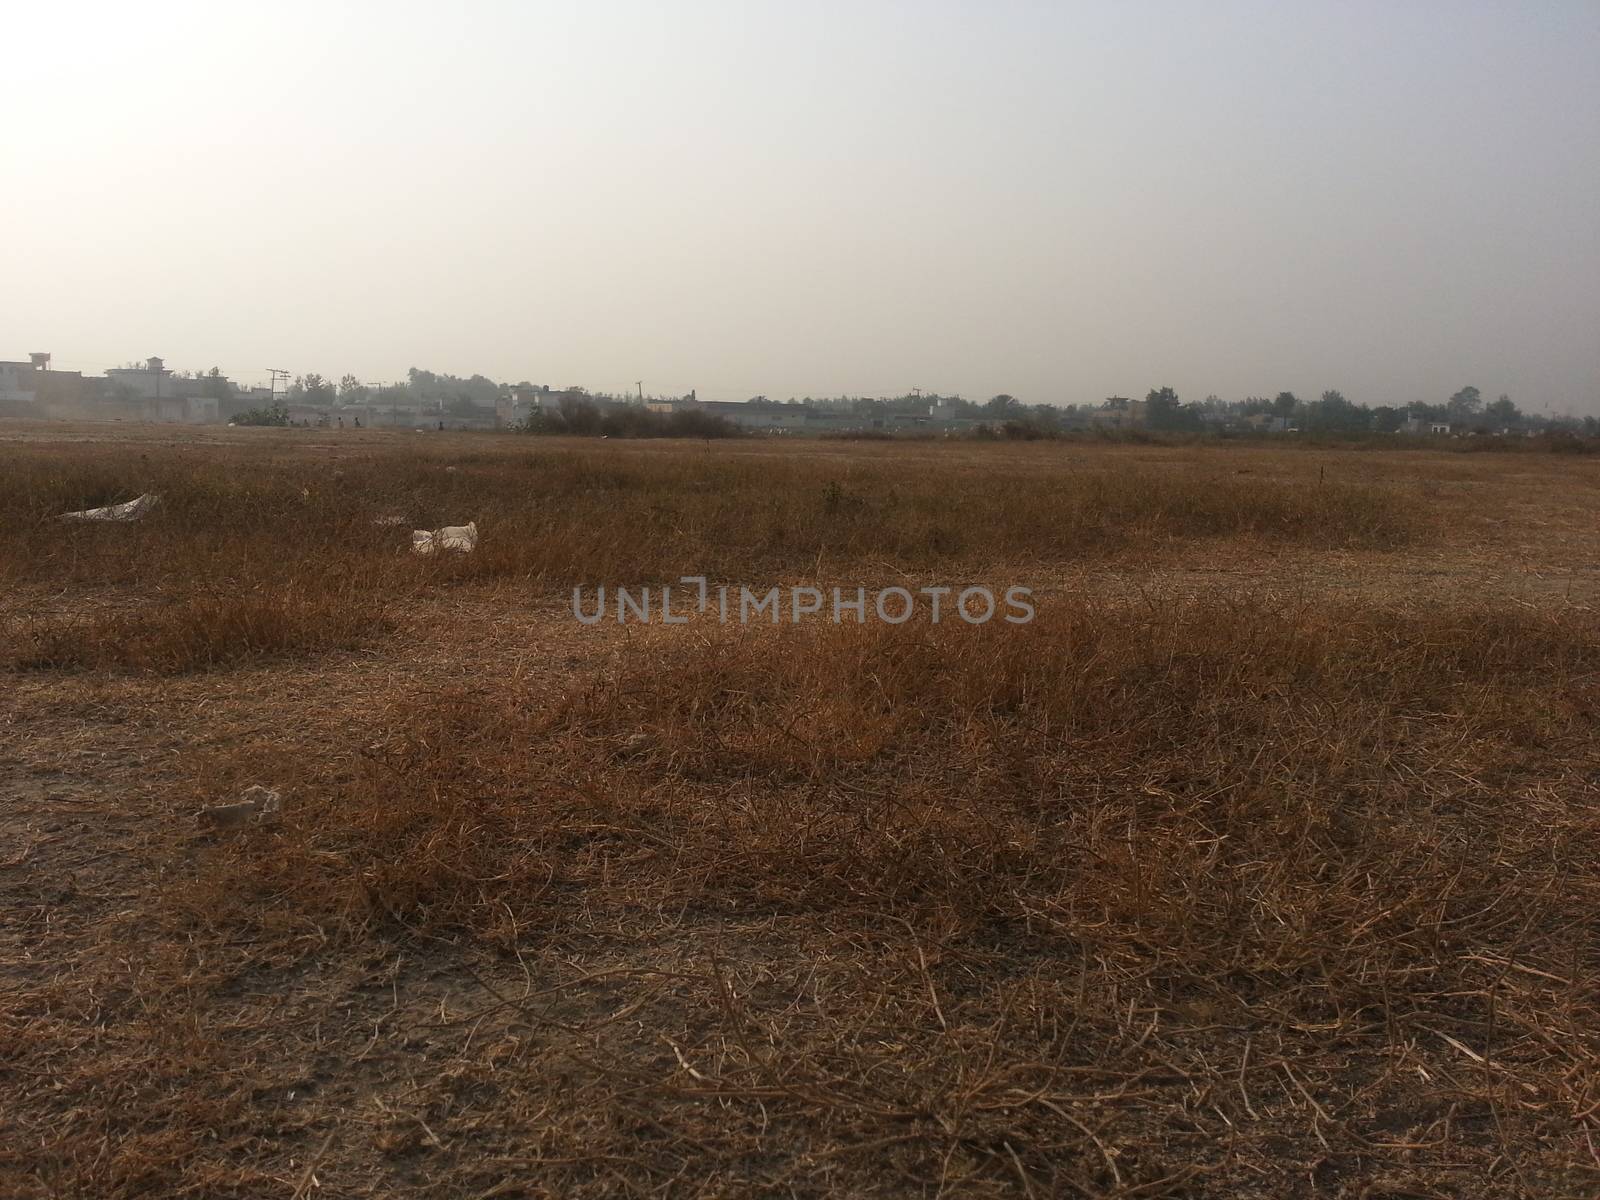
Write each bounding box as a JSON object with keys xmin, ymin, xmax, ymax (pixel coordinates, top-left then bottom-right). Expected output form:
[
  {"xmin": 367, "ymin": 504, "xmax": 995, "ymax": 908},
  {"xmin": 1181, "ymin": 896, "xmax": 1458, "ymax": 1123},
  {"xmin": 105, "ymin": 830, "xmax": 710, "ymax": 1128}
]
[
  {"xmin": 412, "ymin": 521, "xmax": 478, "ymax": 555},
  {"xmin": 60, "ymin": 493, "xmax": 160, "ymax": 522}
]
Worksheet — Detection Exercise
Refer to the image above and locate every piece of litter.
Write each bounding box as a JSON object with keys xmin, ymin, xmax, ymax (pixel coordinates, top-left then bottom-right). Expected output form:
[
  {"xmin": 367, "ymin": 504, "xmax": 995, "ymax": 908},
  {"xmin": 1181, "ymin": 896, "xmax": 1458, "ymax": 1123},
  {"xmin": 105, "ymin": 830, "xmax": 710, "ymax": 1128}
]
[
  {"xmin": 412, "ymin": 521, "xmax": 478, "ymax": 555},
  {"xmin": 242, "ymin": 785, "xmax": 282, "ymax": 818},
  {"xmin": 372, "ymin": 515, "xmax": 407, "ymax": 527},
  {"xmin": 60, "ymin": 493, "xmax": 160, "ymax": 522},
  {"xmin": 197, "ymin": 785, "xmax": 282, "ymax": 832}
]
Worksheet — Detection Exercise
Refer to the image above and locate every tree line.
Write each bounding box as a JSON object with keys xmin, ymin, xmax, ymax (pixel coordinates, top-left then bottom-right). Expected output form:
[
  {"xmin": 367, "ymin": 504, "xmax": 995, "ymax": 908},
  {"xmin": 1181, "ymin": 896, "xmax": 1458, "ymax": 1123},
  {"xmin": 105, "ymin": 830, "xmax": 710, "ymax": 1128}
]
[
  {"xmin": 954, "ymin": 385, "xmax": 1588, "ymax": 435},
  {"xmin": 191, "ymin": 362, "xmax": 1595, "ymax": 437}
]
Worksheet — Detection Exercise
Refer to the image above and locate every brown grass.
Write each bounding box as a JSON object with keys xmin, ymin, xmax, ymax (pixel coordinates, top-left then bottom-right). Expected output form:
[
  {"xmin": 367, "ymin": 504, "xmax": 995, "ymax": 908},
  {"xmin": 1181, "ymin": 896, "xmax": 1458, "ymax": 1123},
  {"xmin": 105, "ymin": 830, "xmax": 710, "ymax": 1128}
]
[
  {"xmin": 0, "ymin": 437, "xmax": 1431, "ymax": 596},
  {"xmin": 4, "ymin": 426, "xmax": 1599, "ymax": 1198},
  {"xmin": 4, "ymin": 583, "xmax": 386, "ymax": 673},
  {"xmin": 193, "ymin": 601, "xmax": 1598, "ymax": 936},
  {"xmin": 141, "ymin": 600, "xmax": 1599, "ymax": 1195}
]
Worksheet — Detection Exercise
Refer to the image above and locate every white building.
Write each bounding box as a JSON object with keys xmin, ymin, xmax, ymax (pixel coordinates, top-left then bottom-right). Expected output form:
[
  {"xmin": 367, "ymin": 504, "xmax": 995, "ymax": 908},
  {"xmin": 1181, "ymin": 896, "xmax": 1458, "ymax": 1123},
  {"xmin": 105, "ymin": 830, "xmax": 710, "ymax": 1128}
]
[
  {"xmin": 1399, "ymin": 415, "xmax": 1450, "ymax": 435},
  {"xmin": 104, "ymin": 357, "xmax": 175, "ymax": 400}
]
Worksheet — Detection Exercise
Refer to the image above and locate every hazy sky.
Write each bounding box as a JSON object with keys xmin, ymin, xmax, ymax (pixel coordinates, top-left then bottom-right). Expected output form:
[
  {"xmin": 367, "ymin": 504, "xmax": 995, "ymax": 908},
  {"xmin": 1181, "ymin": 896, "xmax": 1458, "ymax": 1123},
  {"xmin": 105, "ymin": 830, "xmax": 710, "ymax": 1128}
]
[{"xmin": 5, "ymin": 1, "xmax": 1597, "ymax": 410}]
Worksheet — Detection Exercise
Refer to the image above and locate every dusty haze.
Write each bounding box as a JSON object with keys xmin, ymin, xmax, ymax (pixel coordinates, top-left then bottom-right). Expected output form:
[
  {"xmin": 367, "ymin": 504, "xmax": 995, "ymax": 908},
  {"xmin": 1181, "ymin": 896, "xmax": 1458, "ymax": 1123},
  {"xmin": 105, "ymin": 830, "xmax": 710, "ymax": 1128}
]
[{"xmin": 4, "ymin": 0, "xmax": 1597, "ymax": 410}]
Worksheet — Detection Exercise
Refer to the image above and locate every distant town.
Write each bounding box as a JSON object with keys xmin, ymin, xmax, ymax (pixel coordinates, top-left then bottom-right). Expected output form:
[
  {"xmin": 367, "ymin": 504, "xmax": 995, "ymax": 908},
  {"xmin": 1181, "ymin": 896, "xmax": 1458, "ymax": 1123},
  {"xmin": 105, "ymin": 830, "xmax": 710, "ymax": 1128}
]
[{"xmin": 1, "ymin": 352, "xmax": 1591, "ymax": 438}]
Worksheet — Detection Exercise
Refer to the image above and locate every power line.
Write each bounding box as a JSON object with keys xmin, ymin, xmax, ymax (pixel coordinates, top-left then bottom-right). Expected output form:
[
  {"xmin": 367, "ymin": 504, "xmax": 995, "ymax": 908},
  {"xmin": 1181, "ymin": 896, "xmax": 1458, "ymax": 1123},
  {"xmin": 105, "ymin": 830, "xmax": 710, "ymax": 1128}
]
[{"xmin": 267, "ymin": 368, "xmax": 290, "ymax": 406}]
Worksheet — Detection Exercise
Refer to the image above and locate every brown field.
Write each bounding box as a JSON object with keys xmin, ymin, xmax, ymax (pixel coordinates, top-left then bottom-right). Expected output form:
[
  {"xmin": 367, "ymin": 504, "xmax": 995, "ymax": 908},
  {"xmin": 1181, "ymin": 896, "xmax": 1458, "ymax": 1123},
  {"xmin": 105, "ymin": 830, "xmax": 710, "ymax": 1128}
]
[{"xmin": 3, "ymin": 421, "xmax": 1598, "ymax": 1198}]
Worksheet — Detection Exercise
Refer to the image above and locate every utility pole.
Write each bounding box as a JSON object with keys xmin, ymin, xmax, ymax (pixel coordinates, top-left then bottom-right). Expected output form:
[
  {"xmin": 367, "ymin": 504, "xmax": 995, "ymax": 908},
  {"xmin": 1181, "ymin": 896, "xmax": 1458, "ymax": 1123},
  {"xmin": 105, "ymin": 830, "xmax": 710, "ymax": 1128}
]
[{"xmin": 267, "ymin": 368, "xmax": 289, "ymax": 407}]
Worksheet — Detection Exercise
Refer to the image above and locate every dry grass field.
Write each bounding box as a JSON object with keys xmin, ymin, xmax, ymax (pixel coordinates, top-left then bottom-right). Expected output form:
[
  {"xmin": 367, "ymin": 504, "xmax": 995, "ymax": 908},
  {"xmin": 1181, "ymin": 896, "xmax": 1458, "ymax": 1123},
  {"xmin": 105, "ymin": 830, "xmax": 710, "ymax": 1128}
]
[{"xmin": 3, "ymin": 422, "xmax": 1598, "ymax": 1198}]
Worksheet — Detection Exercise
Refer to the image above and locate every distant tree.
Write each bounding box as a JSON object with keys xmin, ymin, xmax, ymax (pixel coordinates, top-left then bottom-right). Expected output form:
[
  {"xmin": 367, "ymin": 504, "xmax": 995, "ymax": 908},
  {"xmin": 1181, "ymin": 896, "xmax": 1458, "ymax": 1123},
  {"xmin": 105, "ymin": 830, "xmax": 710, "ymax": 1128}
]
[
  {"xmin": 557, "ymin": 392, "xmax": 601, "ymax": 434},
  {"xmin": 1272, "ymin": 392, "xmax": 1298, "ymax": 417},
  {"xmin": 338, "ymin": 374, "xmax": 369, "ymax": 403},
  {"xmin": 1447, "ymin": 386, "xmax": 1483, "ymax": 419},
  {"xmin": 296, "ymin": 373, "xmax": 335, "ymax": 405},
  {"xmin": 1485, "ymin": 393, "xmax": 1519, "ymax": 425},
  {"xmin": 1028, "ymin": 403, "xmax": 1062, "ymax": 430},
  {"xmin": 1145, "ymin": 386, "xmax": 1188, "ymax": 430},
  {"xmin": 462, "ymin": 374, "xmax": 499, "ymax": 406},
  {"xmin": 404, "ymin": 366, "xmax": 496, "ymax": 409},
  {"xmin": 1370, "ymin": 405, "xmax": 1404, "ymax": 433},
  {"xmin": 984, "ymin": 394, "xmax": 1022, "ymax": 417},
  {"xmin": 1307, "ymin": 389, "xmax": 1362, "ymax": 432},
  {"xmin": 198, "ymin": 366, "xmax": 232, "ymax": 401}
]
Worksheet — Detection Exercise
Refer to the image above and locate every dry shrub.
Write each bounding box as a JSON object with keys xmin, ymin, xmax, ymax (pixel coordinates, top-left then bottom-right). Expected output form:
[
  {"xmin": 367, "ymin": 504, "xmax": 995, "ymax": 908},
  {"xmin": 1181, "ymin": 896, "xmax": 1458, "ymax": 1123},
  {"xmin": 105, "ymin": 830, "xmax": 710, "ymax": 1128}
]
[{"xmin": 5, "ymin": 583, "xmax": 386, "ymax": 673}]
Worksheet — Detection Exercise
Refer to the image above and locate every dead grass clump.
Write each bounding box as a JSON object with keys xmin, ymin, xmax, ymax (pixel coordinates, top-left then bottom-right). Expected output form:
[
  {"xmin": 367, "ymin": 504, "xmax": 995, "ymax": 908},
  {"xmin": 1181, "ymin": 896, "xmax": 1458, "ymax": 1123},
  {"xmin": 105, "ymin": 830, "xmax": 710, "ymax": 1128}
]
[{"xmin": 5, "ymin": 585, "xmax": 386, "ymax": 673}]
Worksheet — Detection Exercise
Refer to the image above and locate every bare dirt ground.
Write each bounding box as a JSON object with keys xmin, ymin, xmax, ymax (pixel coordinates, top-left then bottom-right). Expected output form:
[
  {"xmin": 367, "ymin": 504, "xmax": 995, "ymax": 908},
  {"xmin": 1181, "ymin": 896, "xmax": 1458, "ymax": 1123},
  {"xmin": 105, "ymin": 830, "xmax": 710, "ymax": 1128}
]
[{"xmin": 3, "ymin": 422, "xmax": 1598, "ymax": 1197}]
